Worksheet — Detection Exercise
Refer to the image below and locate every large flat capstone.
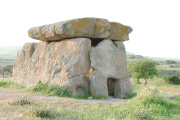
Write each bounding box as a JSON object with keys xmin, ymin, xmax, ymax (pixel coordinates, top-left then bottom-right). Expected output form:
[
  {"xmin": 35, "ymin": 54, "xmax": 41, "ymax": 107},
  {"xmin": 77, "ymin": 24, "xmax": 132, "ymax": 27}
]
[{"xmin": 28, "ymin": 18, "xmax": 132, "ymax": 41}]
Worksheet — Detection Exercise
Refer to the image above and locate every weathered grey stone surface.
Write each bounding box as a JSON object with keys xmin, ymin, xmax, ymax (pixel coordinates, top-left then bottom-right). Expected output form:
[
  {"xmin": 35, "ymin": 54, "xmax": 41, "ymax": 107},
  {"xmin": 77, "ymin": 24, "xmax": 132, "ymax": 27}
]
[
  {"xmin": 90, "ymin": 40, "xmax": 131, "ymax": 98},
  {"xmin": 13, "ymin": 38, "xmax": 91, "ymax": 95},
  {"xmin": 28, "ymin": 17, "xmax": 132, "ymax": 41}
]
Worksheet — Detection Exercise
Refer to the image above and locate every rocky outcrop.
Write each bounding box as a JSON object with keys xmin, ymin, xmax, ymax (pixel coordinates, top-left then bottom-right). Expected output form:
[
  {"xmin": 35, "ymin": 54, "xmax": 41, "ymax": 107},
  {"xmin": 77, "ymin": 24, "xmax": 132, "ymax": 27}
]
[
  {"xmin": 13, "ymin": 18, "xmax": 133, "ymax": 98},
  {"xmin": 90, "ymin": 40, "xmax": 131, "ymax": 98},
  {"xmin": 28, "ymin": 18, "xmax": 132, "ymax": 41},
  {"xmin": 13, "ymin": 38, "xmax": 91, "ymax": 95}
]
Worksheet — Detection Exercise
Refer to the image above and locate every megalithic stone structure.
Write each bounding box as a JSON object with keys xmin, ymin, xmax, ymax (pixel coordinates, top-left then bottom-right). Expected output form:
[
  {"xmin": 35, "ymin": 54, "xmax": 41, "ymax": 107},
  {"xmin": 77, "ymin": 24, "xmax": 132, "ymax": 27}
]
[{"xmin": 13, "ymin": 17, "xmax": 133, "ymax": 98}]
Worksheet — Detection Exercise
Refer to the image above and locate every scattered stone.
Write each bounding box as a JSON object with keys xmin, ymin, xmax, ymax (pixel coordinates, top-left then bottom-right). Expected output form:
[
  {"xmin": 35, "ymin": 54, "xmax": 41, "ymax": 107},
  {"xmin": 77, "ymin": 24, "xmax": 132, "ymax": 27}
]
[{"xmin": 88, "ymin": 97, "xmax": 93, "ymax": 99}]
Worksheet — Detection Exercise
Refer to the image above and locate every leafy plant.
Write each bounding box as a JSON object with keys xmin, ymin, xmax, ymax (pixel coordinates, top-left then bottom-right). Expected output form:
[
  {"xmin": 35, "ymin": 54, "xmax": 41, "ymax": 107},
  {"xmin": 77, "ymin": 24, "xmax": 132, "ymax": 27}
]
[
  {"xmin": 129, "ymin": 60, "xmax": 158, "ymax": 85},
  {"xmin": 0, "ymin": 65, "xmax": 13, "ymax": 78},
  {"xmin": 10, "ymin": 96, "xmax": 32, "ymax": 106},
  {"xmin": 32, "ymin": 82, "xmax": 71, "ymax": 97},
  {"xmin": 123, "ymin": 92, "xmax": 137, "ymax": 99},
  {"xmin": 0, "ymin": 78, "xmax": 16, "ymax": 88},
  {"xmin": 35, "ymin": 110, "xmax": 52, "ymax": 118},
  {"xmin": 164, "ymin": 75, "xmax": 180, "ymax": 85}
]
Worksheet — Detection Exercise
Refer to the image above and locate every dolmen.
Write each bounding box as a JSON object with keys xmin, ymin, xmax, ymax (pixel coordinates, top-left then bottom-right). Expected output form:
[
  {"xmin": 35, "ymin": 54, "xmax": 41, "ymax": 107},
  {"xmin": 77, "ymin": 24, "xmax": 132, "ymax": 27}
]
[{"xmin": 13, "ymin": 17, "xmax": 133, "ymax": 98}]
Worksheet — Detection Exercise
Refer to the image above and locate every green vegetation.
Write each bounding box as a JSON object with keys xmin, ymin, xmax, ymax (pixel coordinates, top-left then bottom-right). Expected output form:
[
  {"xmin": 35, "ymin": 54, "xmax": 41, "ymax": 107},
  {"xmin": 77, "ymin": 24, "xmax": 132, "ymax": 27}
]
[
  {"xmin": 1, "ymin": 87, "xmax": 179, "ymax": 119},
  {"xmin": 29, "ymin": 82, "xmax": 93, "ymax": 99},
  {"xmin": 0, "ymin": 65, "xmax": 13, "ymax": 77},
  {"xmin": 0, "ymin": 58, "xmax": 14, "ymax": 67},
  {"xmin": 123, "ymin": 92, "xmax": 137, "ymax": 99},
  {"xmin": 164, "ymin": 75, "xmax": 180, "ymax": 85},
  {"xmin": 0, "ymin": 78, "xmax": 180, "ymax": 119},
  {"xmin": 0, "ymin": 78, "xmax": 20, "ymax": 88},
  {"xmin": 31, "ymin": 82, "xmax": 71, "ymax": 97},
  {"xmin": 127, "ymin": 54, "xmax": 180, "ymax": 77},
  {"xmin": 10, "ymin": 97, "xmax": 32, "ymax": 106},
  {"xmin": 52, "ymin": 89, "xmax": 180, "ymax": 120},
  {"xmin": 129, "ymin": 60, "xmax": 158, "ymax": 85},
  {"xmin": 35, "ymin": 110, "xmax": 54, "ymax": 118},
  {"xmin": 0, "ymin": 79, "xmax": 92, "ymax": 99},
  {"xmin": 165, "ymin": 60, "xmax": 177, "ymax": 64}
]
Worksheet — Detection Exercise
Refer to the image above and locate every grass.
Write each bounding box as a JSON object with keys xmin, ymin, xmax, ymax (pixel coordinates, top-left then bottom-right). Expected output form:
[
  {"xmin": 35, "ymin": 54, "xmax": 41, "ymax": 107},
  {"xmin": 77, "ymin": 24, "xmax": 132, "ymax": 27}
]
[
  {"xmin": 0, "ymin": 78, "xmax": 21, "ymax": 89},
  {"xmin": 10, "ymin": 96, "xmax": 32, "ymax": 106},
  {"xmin": 27, "ymin": 82, "xmax": 93, "ymax": 99},
  {"xmin": 30, "ymin": 82, "xmax": 71, "ymax": 97},
  {"xmin": 131, "ymin": 77, "xmax": 180, "ymax": 95},
  {"xmin": 53, "ymin": 88, "xmax": 180, "ymax": 120},
  {"xmin": 0, "ymin": 78, "xmax": 92, "ymax": 99},
  {"xmin": 35, "ymin": 110, "xmax": 54, "ymax": 118},
  {"xmin": 0, "ymin": 78, "xmax": 180, "ymax": 119},
  {"xmin": 1, "ymin": 87, "xmax": 179, "ymax": 119}
]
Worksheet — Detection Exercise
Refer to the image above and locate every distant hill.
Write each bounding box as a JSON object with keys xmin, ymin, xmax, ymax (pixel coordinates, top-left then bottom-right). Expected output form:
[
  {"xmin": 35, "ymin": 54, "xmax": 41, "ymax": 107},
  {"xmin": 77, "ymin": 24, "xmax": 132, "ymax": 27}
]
[
  {"xmin": 0, "ymin": 46, "xmax": 179, "ymax": 76},
  {"xmin": 0, "ymin": 46, "xmax": 22, "ymax": 59}
]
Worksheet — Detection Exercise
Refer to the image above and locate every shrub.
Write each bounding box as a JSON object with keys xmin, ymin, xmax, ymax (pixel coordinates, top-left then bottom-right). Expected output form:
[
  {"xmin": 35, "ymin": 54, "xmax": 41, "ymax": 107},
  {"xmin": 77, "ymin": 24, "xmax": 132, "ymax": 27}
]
[
  {"xmin": 10, "ymin": 97, "xmax": 32, "ymax": 106},
  {"xmin": 48, "ymin": 85, "xmax": 70, "ymax": 97},
  {"xmin": 163, "ymin": 75, "xmax": 180, "ymax": 85},
  {"xmin": 0, "ymin": 80, "xmax": 13, "ymax": 87},
  {"xmin": 123, "ymin": 92, "xmax": 137, "ymax": 99},
  {"xmin": 165, "ymin": 60, "xmax": 176, "ymax": 64},
  {"xmin": 0, "ymin": 79, "xmax": 20, "ymax": 88},
  {"xmin": 32, "ymin": 82, "xmax": 71, "ymax": 97},
  {"xmin": 35, "ymin": 110, "xmax": 53, "ymax": 118},
  {"xmin": 168, "ymin": 76, "xmax": 180, "ymax": 85},
  {"xmin": 33, "ymin": 82, "xmax": 48, "ymax": 92}
]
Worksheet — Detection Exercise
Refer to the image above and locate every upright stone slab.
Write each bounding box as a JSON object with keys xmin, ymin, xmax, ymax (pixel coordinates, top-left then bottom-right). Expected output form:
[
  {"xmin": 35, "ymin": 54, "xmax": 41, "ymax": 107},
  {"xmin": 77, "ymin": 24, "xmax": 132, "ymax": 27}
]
[
  {"xmin": 13, "ymin": 38, "xmax": 91, "ymax": 95},
  {"xmin": 90, "ymin": 40, "xmax": 131, "ymax": 98}
]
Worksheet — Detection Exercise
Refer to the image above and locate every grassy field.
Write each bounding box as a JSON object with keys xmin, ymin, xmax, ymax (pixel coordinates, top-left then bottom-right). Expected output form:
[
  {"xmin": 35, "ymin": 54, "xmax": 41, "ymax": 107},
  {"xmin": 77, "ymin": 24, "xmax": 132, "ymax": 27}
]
[
  {"xmin": 131, "ymin": 78, "xmax": 180, "ymax": 95},
  {"xmin": 0, "ymin": 78, "xmax": 180, "ymax": 120},
  {"xmin": 127, "ymin": 54, "xmax": 180, "ymax": 77}
]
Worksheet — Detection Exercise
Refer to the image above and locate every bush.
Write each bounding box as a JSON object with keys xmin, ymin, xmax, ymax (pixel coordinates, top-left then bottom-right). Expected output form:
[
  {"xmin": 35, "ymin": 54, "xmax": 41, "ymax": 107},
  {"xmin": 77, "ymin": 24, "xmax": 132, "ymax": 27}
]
[
  {"xmin": 168, "ymin": 76, "xmax": 180, "ymax": 84},
  {"xmin": 163, "ymin": 75, "xmax": 180, "ymax": 85},
  {"xmin": 10, "ymin": 97, "xmax": 32, "ymax": 106},
  {"xmin": 123, "ymin": 92, "xmax": 137, "ymax": 99},
  {"xmin": 0, "ymin": 79, "xmax": 20, "ymax": 88},
  {"xmin": 165, "ymin": 60, "xmax": 176, "ymax": 64},
  {"xmin": 32, "ymin": 82, "xmax": 71, "ymax": 97},
  {"xmin": 35, "ymin": 110, "xmax": 53, "ymax": 118}
]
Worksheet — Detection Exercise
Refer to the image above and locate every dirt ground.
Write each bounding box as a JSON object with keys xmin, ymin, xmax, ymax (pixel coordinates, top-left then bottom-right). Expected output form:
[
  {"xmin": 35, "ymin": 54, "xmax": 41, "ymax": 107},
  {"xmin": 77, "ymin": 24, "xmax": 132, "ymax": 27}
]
[{"xmin": 0, "ymin": 88, "xmax": 129, "ymax": 105}]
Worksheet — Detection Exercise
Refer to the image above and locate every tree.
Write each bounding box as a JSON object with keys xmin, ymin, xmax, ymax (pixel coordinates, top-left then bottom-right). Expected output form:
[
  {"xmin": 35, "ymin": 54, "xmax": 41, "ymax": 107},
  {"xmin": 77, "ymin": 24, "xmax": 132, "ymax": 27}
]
[
  {"xmin": 0, "ymin": 65, "xmax": 13, "ymax": 78},
  {"xmin": 129, "ymin": 60, "xmax": 157, "ymax": 85},
  {"xmin": 165, "ymin": 60, "xmax": 176, "ymax": 64}
]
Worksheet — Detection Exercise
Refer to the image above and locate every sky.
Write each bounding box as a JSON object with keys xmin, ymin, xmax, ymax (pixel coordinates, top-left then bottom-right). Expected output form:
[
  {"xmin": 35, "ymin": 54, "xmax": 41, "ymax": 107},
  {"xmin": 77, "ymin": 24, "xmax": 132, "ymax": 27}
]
[{"xmin": 0, "ymin": 0, "xmax": 179, "ymax": 58}]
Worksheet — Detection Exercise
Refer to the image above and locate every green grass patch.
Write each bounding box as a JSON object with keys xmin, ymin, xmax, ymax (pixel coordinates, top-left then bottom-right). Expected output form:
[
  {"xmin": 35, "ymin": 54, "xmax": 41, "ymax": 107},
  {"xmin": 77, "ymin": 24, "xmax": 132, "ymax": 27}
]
[
  {"xmin": 54, "ymin": 88, "xmax": 180, "ymax": 120},
  {"xmin": 0, "ymin": 78, "xmax": 21, "ymax": 88},
  {"xmin": 28, "ymin": 82, "xmax": 92, "ymax": 99},
  {"xmin": 10, "ymin": 96, "xmax": 32, "ymax": 106},
  {"xmin": 123, "ymin": 92, "xmax": 137, "ymax": 99},
  {"xmin": 29, "ymin": 82, "xmax": 71, "ymax": 97},
  {"xmin": 35, "ymin": 110, "xmax": 54, "ymax": 118},
  {"xmin": 1, "ymin": 78, "xmax": 180, "ymax": 119}
]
